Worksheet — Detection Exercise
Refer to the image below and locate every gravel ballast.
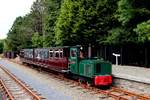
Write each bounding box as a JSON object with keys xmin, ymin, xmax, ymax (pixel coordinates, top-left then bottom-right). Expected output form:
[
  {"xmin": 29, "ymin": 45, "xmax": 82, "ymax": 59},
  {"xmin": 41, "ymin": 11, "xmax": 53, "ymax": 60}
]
[{"xmin": 0, "ymin": 59, "xmax": 106, "ymax": 100}]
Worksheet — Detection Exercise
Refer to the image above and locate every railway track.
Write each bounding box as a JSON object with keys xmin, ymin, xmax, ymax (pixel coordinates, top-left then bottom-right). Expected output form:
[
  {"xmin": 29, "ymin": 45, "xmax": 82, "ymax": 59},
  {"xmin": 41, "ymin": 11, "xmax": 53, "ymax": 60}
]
[
  {"xmin": 49, "ymin": 73, "xmax": 150, "ymax": 100},
  {"xmin": 9, "ymin": 59, "xmax": 150, "ymax": 100},
  {"xmin": 0, "ymin": 65, "xmax": 43, "ymax": 100}
]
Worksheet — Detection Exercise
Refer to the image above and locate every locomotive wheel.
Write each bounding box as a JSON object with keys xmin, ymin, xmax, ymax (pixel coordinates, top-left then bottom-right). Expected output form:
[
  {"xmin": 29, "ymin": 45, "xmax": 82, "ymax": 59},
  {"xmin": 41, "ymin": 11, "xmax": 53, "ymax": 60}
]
[
  {"xmin": 86, "ymin": 81, "xmax": 91, "ymax": 87},
  {"xmin": 78, "ymin": 79, "xmax": 83, "ymax": 84}
]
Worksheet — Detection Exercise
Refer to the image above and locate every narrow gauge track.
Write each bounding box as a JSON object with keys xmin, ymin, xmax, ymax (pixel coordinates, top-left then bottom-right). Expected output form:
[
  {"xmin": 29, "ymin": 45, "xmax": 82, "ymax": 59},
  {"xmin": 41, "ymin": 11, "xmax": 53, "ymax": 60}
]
[
  {"xmin": 10, "ymin": 60, "xmax": 150, "ymax": 100},
  {"xmin": 0, "ymin": 65, "xmax": 43, "ymax": 100},
  {"xmin": 46, "ymin": 72, "xmax": 150, "ymax": 100}
]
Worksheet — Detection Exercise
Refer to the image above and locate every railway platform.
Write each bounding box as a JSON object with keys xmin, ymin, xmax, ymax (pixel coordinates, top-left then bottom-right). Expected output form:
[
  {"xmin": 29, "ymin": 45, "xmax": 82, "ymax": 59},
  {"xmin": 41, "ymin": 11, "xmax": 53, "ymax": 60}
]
[{"xmin": 112, "ymin": 65, "xmax": 150, "ymax": 84}]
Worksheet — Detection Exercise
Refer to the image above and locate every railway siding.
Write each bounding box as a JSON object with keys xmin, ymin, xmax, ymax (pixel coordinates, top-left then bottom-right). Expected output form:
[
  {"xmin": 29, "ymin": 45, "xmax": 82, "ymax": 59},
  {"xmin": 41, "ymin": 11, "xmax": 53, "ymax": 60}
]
[{"xmin": 0, "ymin": 65, "xmax": 42, "ymax": 100}]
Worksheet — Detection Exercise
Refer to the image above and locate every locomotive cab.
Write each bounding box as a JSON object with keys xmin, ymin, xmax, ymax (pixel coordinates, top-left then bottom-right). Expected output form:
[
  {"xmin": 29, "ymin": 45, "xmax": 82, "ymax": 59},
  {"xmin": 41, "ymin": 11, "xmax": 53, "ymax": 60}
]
[{"xmin": 69, "ymin": 46, "xmax": 112, "ymax": 86}]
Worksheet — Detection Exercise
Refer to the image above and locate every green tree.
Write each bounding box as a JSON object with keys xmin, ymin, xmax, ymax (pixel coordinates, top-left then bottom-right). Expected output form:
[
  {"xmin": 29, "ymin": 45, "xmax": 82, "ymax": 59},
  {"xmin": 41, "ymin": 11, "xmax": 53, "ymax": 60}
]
[
  {"xmin": 3, "ymin": 39, "xmax": 12, "ymax": 52},
  {"xmin": 7, "ymin": 16, "xmax": 33, "ymax": 51},
  {"xmin": 42, "ymin": 0, "xmax": 62, "ymax": 47},
  {"xmin": 134, "ymin": 20, "xmax": 150, "ymax": 43},
  {"xmin": 30, "ymin": 0, "xmax": 43, "ymax": 34},
  {"xmin": 5, "ymin": 0, "xmax": 150, "ymax": 50},
  {"xmin": 115, "ymin": 0, "xmax": 134, "ymax": 26},
  {"xmin": 32, "ymin": 32, "xmax": 43, "ymax": 47},
  {"xmin": 55, "ymin": 0, "xmax": 118, "ymax": 46},
  {"xmin": 104, "ymin": 28, "xmax": 130, "ymax": 44},
  {"xmin": 6, "ymin": 0, "xmax": 45, "ymax": 51},
  {"xmin": 105, "ymin": 0, "xmax": 150, "ymax": 45},
  {"xmin": 0, "ymin": 40, "xmax": 4, "ymax": 53}
]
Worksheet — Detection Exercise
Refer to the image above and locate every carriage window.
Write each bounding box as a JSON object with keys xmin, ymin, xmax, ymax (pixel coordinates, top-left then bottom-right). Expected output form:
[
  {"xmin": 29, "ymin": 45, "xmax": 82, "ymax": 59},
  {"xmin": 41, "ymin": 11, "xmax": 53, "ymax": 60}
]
[
  {"xmin": 41, "ymin": 51, "xmax": 43, "ymax": 58},
  {"xmin": 96, "ymin": 63, "xmax": 101, "ymax": 73},
  {"xmin": 44, "ymin": 51, "xmax": 49, "ymax": 59},
  {"xmin": 49, "ymin": 51, "xmax": 53, "ymax": 58},
  {"xmin": 29, "ymin": 51, "xmax": 33, "ymax": 58},
  {"xmin": 55, "ymin": 52, "xmax": 59, "ymax": 58},
  {"xmin": 60, "ymin": 52, "xmax": 63, "ymax": 58},
  {"xmin": 39, "ymin": 51, "xmax": 42, "ymax": 59},
  {"xmin": 25, "ymin": 50, "xmax": 33, "ymax": 58},
  {"xmin": 35, "ymin": 50, "xmax": 39, "ymax": 58}
]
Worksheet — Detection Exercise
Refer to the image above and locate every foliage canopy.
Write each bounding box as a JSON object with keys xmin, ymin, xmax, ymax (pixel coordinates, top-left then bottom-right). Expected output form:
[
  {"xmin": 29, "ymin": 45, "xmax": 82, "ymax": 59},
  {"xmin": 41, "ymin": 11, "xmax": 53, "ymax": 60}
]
[{"xmin": 3, "ymin": 0, "xmax": 150, "ymax": 52}]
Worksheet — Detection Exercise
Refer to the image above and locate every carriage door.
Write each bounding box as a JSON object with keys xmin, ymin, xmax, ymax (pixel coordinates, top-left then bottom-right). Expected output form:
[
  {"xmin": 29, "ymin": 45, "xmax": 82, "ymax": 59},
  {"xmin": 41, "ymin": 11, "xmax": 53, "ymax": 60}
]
[{"xmin": 69, "ymin": 48, "xmax": 79, "ymax": 74}]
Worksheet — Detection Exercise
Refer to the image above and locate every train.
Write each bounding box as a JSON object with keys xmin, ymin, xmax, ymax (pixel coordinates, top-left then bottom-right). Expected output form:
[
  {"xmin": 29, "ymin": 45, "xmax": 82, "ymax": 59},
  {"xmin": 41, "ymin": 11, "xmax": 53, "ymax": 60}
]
[
  {"xmin": 3, "ymin": 51, "xmax": 17, "ymax": 59},
  {"xmin": 19, "ymin": 45, "xmax": 112, "ymax": 86}
]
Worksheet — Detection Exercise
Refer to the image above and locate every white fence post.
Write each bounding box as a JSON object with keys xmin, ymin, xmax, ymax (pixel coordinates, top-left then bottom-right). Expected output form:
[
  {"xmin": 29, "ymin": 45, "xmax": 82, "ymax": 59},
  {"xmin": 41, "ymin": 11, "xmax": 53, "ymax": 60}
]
[{"xmin": 112, "ymin": 53, "xmax": 120, "ymax": 66}]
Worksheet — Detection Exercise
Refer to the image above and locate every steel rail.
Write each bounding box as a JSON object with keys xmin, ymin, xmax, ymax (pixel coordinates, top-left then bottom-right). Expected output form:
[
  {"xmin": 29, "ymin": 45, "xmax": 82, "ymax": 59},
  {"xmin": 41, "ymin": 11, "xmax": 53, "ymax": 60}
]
[
  {"xmin": 0, "ymin": 65, "xmax": 42, "ymax": 100},
  {"xmin": 111, "ymin": 87, "xmax": 150, "ymax": 100},
  {"xmin": 0, "ymin": 79, "xmax": 14, "ymax": 100}
]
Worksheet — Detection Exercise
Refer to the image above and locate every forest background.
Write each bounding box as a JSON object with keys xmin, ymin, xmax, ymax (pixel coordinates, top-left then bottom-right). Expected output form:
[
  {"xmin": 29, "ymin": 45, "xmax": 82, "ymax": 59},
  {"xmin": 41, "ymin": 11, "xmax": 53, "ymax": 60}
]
[
  {"xmin": 0, "ymin": 0, "xmax": 150, "ymax": 54},
  {"xmin": 0, "ymin": 0, "xmax": 150, "ymax": 52}
]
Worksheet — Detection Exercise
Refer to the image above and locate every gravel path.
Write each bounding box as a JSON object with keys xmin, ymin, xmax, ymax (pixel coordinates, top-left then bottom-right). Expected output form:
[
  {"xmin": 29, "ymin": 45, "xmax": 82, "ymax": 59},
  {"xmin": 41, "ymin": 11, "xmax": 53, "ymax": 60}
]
[{"xmin": 0, "ymin": 59, "xmax": 105, "ymax": 100}]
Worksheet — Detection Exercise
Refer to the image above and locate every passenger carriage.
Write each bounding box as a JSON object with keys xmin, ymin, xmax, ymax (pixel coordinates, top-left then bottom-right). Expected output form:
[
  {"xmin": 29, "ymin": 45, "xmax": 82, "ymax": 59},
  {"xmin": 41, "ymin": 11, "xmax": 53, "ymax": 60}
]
[{"xmin": 20, "ymin": 47, "xmax": 70, "ymax": 72}]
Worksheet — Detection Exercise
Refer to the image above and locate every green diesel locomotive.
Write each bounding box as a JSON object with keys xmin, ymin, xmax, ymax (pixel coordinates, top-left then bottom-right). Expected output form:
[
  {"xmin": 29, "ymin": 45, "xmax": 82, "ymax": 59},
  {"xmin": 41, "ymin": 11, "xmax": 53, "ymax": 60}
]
[{"xmin": 69, "ymin": 46, "xmax": 112, "ymax": 86}]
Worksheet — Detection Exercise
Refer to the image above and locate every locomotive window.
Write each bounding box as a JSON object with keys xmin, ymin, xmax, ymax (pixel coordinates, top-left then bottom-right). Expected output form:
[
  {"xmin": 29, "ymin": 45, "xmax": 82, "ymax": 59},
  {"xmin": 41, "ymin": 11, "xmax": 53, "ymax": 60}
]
[
  {"xmin": 96, "ymin": 63, "xmax": 101, "ymax": 73},
  {"xmin": 71, "ymin": 50, "xmax": 76, "ymax": 57}
]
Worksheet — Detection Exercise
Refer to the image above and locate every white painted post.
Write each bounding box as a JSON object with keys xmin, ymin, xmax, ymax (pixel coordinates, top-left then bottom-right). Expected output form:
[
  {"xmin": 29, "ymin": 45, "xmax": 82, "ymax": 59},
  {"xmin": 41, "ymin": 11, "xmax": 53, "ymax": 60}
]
[{"xmin": 112, "ymin": 53, "xmax": 120, "ymax": 66}]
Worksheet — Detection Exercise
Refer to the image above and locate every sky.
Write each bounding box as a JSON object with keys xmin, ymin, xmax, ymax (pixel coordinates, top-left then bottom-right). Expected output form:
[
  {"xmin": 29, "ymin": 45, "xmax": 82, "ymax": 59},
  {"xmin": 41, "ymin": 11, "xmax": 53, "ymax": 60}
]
[{"xmin": 0, "ymin": 0, "xmax": 36, "ymax": 39}]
